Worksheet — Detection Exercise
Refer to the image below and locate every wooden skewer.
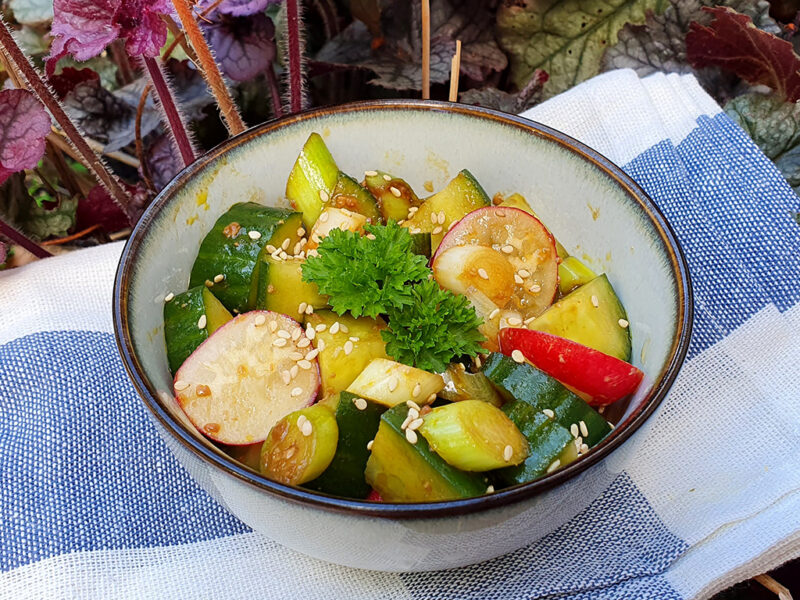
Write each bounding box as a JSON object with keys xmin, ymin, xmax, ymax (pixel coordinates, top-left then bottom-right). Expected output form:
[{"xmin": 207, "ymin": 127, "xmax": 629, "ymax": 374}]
[
  {"xmin": 754, "ymin": 574, "xmax": 793, "ymax": 600},
  {"xmin": 421, "ymin": 0, "xmax": 431, "ymax": 99},
  {"xmin": 448, "ymin": 40, "xmax": 461, "ymax": 103}
]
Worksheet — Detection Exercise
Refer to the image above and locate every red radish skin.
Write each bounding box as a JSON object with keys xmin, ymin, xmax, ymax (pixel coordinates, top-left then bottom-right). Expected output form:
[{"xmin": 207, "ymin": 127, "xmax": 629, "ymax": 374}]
[
  {"xmin": 366, "ymin": 490, "xmax": 383, "ymax": 502},
  {"xmin": 499, "ymin": 328, "xmax": 644, "ymax": 406},
  {"xmin": 174, "ymin": 311, "xmax": 320, "ymax": 445}
]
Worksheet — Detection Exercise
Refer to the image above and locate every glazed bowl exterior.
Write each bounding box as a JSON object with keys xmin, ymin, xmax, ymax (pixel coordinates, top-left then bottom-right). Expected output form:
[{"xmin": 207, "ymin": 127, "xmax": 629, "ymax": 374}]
[{"xmin": 113, "ymin": 100, "xmax": 692, "ymax": 572}]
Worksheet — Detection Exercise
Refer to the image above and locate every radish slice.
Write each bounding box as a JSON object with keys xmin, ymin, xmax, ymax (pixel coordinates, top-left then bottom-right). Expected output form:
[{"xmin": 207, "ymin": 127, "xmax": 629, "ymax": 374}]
[
  {"xmin": 174, "ymin": 311, "xmax": 320, "ymax": 445},
  {"xmin": 433, "ymin": 206, "xmax": 559, "ymax": 323}
]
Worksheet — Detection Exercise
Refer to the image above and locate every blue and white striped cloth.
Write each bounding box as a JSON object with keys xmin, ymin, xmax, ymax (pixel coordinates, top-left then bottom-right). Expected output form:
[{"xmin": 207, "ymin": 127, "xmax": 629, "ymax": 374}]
[{"xmin": 1, "ymin": 70, "xmax": 799, "ymax": 599}]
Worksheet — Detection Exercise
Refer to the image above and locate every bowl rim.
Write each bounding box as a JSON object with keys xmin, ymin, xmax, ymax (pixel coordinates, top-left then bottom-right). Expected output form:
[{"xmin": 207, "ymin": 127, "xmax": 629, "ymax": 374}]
[{"xmin": 113, "ymin": 99, "xmax": 693, "ymax": 520}]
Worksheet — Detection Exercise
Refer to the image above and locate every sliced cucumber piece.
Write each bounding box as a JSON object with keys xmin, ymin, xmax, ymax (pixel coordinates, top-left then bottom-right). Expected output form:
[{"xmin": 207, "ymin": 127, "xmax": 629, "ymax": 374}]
[
  {"xmin": 346, "ymin": 358, "xmax": 444, "ymax": 407},
  {"xmin": 418, "ymin": 400, "xmax": 528, "ymax": 471},
  {"xmin": 260, "ymin": 404, "xmax": 338, "ymax": 486},
  {"xmin": 286, "ymin": 133, "xmax": 340, "ymax": 228},
  {"xmin": 498, "ymin": 193, "xmax": 568, "ymax": 258},
  {"xmin": 255, "ymin": 256, "xmax": 327, "ymax": 317},
  {"xmin": 365, "ymin": 404, "xmax": 486, "ymax": 502},
  {"xmin": 559, "ymin": 256, "xmax": 597, "ymax": 295},
  {"xmin": 164, "ymin": 286, "xmax": 232, "ymax": 373},
  {"xmin": 529, "ymin": 274, "xmax": 631, "ymax": 361},
  {"xmin": 331, "ymin": 172, "xmax": 382, "ymax": 224},
  {"xmin": 189, "ymin": 203, "xmax": 302, "ymax": 313},
  {"xmin": 304, "ymin": 310, "xmax": 389, "ymax": 398},
  {"xmin": 364, "ymin": 171, "xmax": 421, "ymax": 223},
  {"xmin": 439, "ymin": 364, "xmax": 503, "ymax": 407},
  {"xmin": 410, "ymin": 232, "xmax": 432, "ymax": 258},
  {"xmin": 174, "ymin": 311, "xmax": 320, "ymax": 445},
  {"xmin": 404, "ymin": 169, "xmax": 491, "ymax": 251},
  {"xmin": 306, "ymin": 207, "xmax": 366, "ymax": 250},
  {"xmin": 304, "ymin": 391, "xmax": 385, "ymax": 498}
]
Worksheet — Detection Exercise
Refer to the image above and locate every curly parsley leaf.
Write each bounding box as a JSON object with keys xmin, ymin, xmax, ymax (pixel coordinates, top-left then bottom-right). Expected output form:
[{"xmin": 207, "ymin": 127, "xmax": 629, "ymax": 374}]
[
  {"xmin": 382, "ymin": 279, "xmax": 485, "ymax": 372},
  {"xmin": 301, "ymin": 221, "xmax": 430, "ymax": 318}
]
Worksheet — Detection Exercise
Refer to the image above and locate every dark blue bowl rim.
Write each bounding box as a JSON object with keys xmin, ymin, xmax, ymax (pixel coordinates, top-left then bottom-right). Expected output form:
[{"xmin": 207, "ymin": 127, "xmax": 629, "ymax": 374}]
[{"xmin": 113, "ymin": 99, "xmax": 693, "ymax": 520}]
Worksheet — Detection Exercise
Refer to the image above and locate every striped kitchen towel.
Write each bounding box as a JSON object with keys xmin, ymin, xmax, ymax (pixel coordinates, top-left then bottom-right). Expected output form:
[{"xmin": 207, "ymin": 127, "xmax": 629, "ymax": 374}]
[{"xmin": 1, "ymin": 69, "xmax": 799, "ymax": 599}]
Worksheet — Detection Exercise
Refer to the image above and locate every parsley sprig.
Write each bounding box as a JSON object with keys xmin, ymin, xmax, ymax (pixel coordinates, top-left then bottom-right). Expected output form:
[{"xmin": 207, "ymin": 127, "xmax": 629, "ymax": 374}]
[{"xmin": 302, "ymin": 222, "xmax": 485, "ymax": 372}]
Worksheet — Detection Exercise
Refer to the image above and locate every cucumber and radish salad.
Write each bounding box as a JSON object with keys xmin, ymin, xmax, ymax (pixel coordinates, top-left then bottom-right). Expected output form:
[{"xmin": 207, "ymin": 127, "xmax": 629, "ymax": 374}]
[{"xmin": 163, "ymin": 133, "xmax": 644, "ymax": 502}]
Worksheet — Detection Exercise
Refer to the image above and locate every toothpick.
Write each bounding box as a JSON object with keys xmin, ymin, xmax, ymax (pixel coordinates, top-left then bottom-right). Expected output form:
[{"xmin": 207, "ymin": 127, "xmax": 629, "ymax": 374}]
[
  {"xmin": 421, "ymin": 0, "xmax": 430, "ymax": 99},
  {"xmin": 448, "ymin": 40, "xmax": 461, "ymax": 102},
  {"xmin": 754, "ymin": 574, "xmax": 793, "ymax": 600}
]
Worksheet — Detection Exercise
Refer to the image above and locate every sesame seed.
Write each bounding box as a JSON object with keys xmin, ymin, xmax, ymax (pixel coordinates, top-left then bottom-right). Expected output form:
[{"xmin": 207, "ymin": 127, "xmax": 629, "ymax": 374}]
[
  {"xmin": 579, "ymin": 420, "xmax": 589, "ymax": 437},
  {"xmin": 486, "ymin": 485, "xmax": 495, "ymax": 493},
  {"xmin": 407, "ymin": 399, "xmax": 421, "ymax": 411},
  {"xmin": 448, "ymin": 221, "xmax": 457, "ymax": 231},
  {"xmin": 408, "ymin": 418, "xmax": 424, "ymax": 430},
  {"xmin": 319, "ymin": 189, "xmax": 329, "ymax": 202},
  {"xmin": 382, "ymin": 174, "xmax": 392, "ymax": 181},
  {"xmin": 546, "ymin": 459, "xmax": 561, "ymax": 474},
  {"xmin": 474, "ymin": 355, "xmax": 482, "ymax": 368},
  {"xmin": 591, "ymin": 295, "xmax": 599, "ymax": 308},
  {"xmin": 269, "ymin": 320, "xmax": 278, "ymax": 332},
  {"xmin": 297, "ymin": 338, "xmax": 311, "ymax": 348},
  {"xmin": 518, "ymin": 269, "xmax": 531, "ymax": 278},
  {"xmin": 408, "ymin": 206, "xmax": 419, "ymax": 214},
  {"xmin": 524, "ymin": 316, "xmax": 536, "ymax": 325},
  {"xmin": 432, "ymin": 226, "xmax": 443, "ymax": 235},
  {"xmin": 174, "ymin": 380, "xmax": 190, "ymax": 391},
  {"xmin": 367, "ymin": 439, "xmax": 374, "ymax": 450},
  {"xmin": 340, "ymin": 323, "xmax": 349, "ymax": 333},
  {"xmin": 291, "ymin": 328, "xmax": 301, "ymax": 341},
  {"xmin": 254, "ymin": 314, "xmax": 267, "ymax": 326},
  {"xmin": 343, "ymin": 340, "xmax": 354, "ymax": 355},
  {"xmin": 279, "ymin": 251, "xmax": 289, "ymax": 260},
  {"xmin": 409, "ymin": 227, "xmax": 421, "ymax": 234},
  {"xmin": 290, "ymin": 365, "xmax": 299, "ymax": 378},
  {"xmin": 213, "ymin": 274, "xmax": 225, "ymax": 284},
  {"xmin": 478, "ymin": 268, "xmax": 489, "ymax": 280},
  {"xmin": 279, "ymin": 238, "xmax": 289, "ymax": 251},
  {"xmin": 501, "ymin": 245, "xmax": 514, "ymax": 254},
  {"xmin": 273, "ymin": 338, "xmax": 288, "ymax": 347},
  {"xmin": 297, "ymin": 414, "xmax": 308, "ymax": 427},
  {"xmin": 353, "ymin": 397, "xmax": 368, "ymax": 410},
  {"xmin": 365, "ymin": 170, "xmax": 378, "ymax": 177},
  {"xmin": 437, "ymin": 211, "xmax": 446, "ymax": 225},
  {"xmin": 514, "ymin": 274, "xmax": 524, "ymax": 284},
  {"xmin": 575, "ymin": 438, "xmax": 582, "ymax": 452},
  {"xmin": 305, "ymin": 327, "xmax": 316, "ymax": 340},
  {"xmin": 297, "ymin": 359, "xmax": 311, "ymax": 370},
  {"xmin": 427, "ymin": 393, "xmax": 437, "ymax": 403},
  {"xmin": 248, "ymin": 230, "xmax": 261, "ymax": 241},
  {"xmin": 315, "ymin": 323, "xmax": 327, "ymax": 332},
  {"xmin": 164, "ymin": 292, "xmax": 175, "ymax": 302},
  {"xmin": 407, "ymin": 407, "xmax": 420, "ymax": 421},
  {"xmin": 291, "ymin": 386, "xmax": 303, "ymax": 398},
  {"xmin": 489, "ymin": 308, "xmax": 500, "ymax": 320},
  {"xmin": 529, "ymin": 283, "xmax": 542, "ymax": 293},
  {"xmin": 508, "ymin": 317, "xmax": 522, "ymax": 326},
  {"xmin": 401, "ymin": 414, "xmax": 414, "ymax": 430},
  {"xmin": 349, "ymin": 336, "xmax": 359, "ymax": 343},
  {"xmin": 543, "ymin": 408, "xmax": 555, "ymax": 418},
  {"xmin": 280, "ymin": 370, "xmax": 291, "ymax": 384},
  {"xmin": 289, "ymin": 352, "xmax": 304, "ymax": 361},
  {"xmin": 405, "ymin": 428, "xmax": 418, "ymax": 444},
  {"xmin": 305, "ymin": 348, "xmax": 319, "ymax": 360},
  {"xmin": 304, "ymin": 305, "xmax": 313, "ymax": 315},
  {"xmin": 266, "ymin": 244, "xmax": 277, "ymax": 253},
  {"xmin": 285, "ymin": 447, "xmax": 296, "ymax": 459},
  {"xmin": 197, "ymin": 315, "xmax": 207, "ymax": 329},
  {"xmin": 581, "ymin": 443, "xmax": 589, "ymax": 454},
  {"xmin": 277, "ymin": 330, "xmax": 291, "ymax": 339},
  {"xmin": 316, "ymin": 338, "xmax": 326, "ymax": 351},
  {"xmin": 511, "ymin": 349, "xmax": 525, "ymax": 363},
  {"xmin": 430, "ymin": 213, "xmax": 438, "ymax": 225},
  {"xmin": 296, "ymin": 227, "xmax": 305, "ymax": 237},
  {"xmin": 609, "ymin": 422, "xmax": 615, "ymax": 430},
  {"xmin": 366, "ymin": 233, "xmax": 377, "ymax": 240},
  {"xmin": 388, "ymin": 376, "xmax": 399, "ymax": 392},
  {"xmin": 618, "ymin": 319, "xmax": 629, "ymax": 328},
  {"xmin": 298, "ymin": 302, "xmax": 308, "ymax": 314},
  {"xmin": 205, "ymin": 280, "xmax": 213, "ymax": 288},
  {"xmin": 319, "ymin": 211, "xmax": 329, "ymax": 223},
  {"xmin": 389, "ymin": 186, "xmax": 402, "ymax": 197},
  {"xmin": 293, "ymin": 241, "xmax": 302, "ymax": 255},
  {"xmin": 570, "ymin": 423, "xmax": 579, "ymax": 437},
  {"xmin": 301, "ymin": 420, "xmax": 313, "ymax": 436},
  {"xmin": 496, "ymin": 210, "xmax": 505, "ymax": 217},
  {"xmin": 329, "ymin": 322, "xmax": 340, "ymax": 334},
  {"xmin": 503, "ymin": 445, "xmax": 513, "ymax": 462}
]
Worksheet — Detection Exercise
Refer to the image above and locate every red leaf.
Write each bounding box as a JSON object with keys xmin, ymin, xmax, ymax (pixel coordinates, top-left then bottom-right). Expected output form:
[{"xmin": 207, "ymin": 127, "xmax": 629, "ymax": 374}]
[
  {"xmin": 0, "ymin": 90, "xmax": 51, "ymax": 186},
  {"xmin": 76, "ymin": 186, "xmax": 132, "ymax": 233},
  {"xmin": 49, "ymin": 67, "xmax": 100, "ymax": 99},
  {"xmin": 686, "ymin": 7, "xmax": 800, "ymax": 102}
]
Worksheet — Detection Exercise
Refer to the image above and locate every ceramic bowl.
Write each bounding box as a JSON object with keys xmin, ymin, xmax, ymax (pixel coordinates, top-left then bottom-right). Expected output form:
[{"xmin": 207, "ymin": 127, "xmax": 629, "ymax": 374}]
[{"xmin": 113, "ymin": 100, "xmax": 692, "ymax": 572}]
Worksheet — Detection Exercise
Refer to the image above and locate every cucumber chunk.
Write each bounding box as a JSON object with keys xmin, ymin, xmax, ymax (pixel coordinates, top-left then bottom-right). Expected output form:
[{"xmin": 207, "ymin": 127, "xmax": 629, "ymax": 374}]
[
  {"xmin": 439, "ymin": 364, "xmax": 503, "ymax": 407},
  {"xmin": 404, "ymin": 169, "xmax": 491, "ymax": 252},
  {"xmin": 346, "ymin": 358, "xmax": 444, "ymax": 407},
  {"xmin": 410, "ymin": 232, "xmax": 432, "ymax": 258},
  {"xmin": 304, "ymin": 391, "xmax": 385, "ymax": 498},
  {"xmin": 306, "ymin": 207, "xmax": 366, "ymax": 250},
  {"xmin": 164, "ymin": 286, "xmax": 232, "ymax": 373},
  {"xmin": 418, "ymin": 400, "xmax": 528, "ymax": 471},
  {"xmin": 255, "ymin": 256, "xmax": 327, "ymax": 317},
  {"xmin": 497, "ymin": 193, "xmax": 568, "ymax": 259},
  {"xmin": 482, "ymin": 353, "xmax": 611, "ymax": 447},
  {"xmin": 304, "ymin": 310, "xmax": 389, "ymax": 398},
  {"xmin": 189, "ymin": 203, "xmax": 302, "ymax": 313},
  {"xmin": 286, "ymin": 133, "xmax": 340, "ymax": 228},
  {"xmin": 494, "ymin": 400, "xmax": 578, "ymax": 485},
  {"xmin": 174, "ymin": 311, "xmax": 320, "ymax": 445},
  {"xmin": 365, "ymin": 404, "xmax": 486, "ymax": 502},
  {"xmin": 558, "ymin": 256, "xmax": 596, "ymax": 295},
  {"xmin": 363, "ymin": 171, "xmax": 421, "ymax": 223},
  {"xmin": 529, "ymin": 274, "xmax": 631, "ymax": 361},
  {"xmin": 260, "ymin": 404, "xmax": 338, "ymax": 485},
  {"xmin": 331, "ymin": 172, "xmax": 382, "ymax": 224}
]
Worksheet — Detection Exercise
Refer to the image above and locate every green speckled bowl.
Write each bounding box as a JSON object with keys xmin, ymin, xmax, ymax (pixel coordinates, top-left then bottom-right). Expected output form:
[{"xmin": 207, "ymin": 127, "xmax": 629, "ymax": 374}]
[{"xmin": 113, "ymin": 100, "xmax": 692, "ymax": 571}]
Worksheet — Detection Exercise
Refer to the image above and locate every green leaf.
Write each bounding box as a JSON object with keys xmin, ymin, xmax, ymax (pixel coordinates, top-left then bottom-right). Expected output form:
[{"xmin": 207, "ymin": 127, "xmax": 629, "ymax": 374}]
[
  {"xmin": 496, "ymin": 0, "xmax": 669, "ymax": 98},
  {"xmin": 9, "ymin": 0, "xmax": 53, "ymax": 25},
  {"xmin": 725, "ymin": 92, "xmax": 800, "ymax": 196}
]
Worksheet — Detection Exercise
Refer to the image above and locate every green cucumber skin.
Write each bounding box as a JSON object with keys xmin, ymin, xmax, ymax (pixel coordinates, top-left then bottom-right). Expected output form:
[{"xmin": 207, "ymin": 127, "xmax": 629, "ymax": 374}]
[
  {"xmin": 482, "ymin": 353, "xmax": 611, "ymax": 447},
  {"xmin": 381, "ymin": 405, "xmax": 486, "ymax": 497},
  {"xmin": 163, "ymin": 287, "xmax": 209, "ymax": 374},
  {"xmin": 458, "ymin": 169, "xmax": 491, "ymax": 204},
  {"xmin": 189, "ymin": 203, "xmax": 297, "ymax": 313},
  {"xmin": 410, "ymin": 232, "xmax": 432, "ymax": 258},
  {"xmin": 332, "ymin": 173, "xmax": 382, "ymax": 224},
  {"xmin": 495, "ymin": 401, "xmax": 574, "ymax": 485},
  {"xmin": 305, "ymin": 392, "xmax": 385, "ymax": 498}
]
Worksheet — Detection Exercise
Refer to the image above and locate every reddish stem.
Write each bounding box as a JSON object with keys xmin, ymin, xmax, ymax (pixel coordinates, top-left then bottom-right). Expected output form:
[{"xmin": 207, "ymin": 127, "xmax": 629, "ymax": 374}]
[
  {"xmin": 266, "ymin": 64, "xmax": 284, "ymax": 119},
  {"xmin": 143, "ymin": 56, "xmax": 196, "ymax": 168},
  {"xmin": 285, "ymin": 0, "xmax": 305, "ymax": 114},
  {"xmin": 0, "ymin": 219, "xmax": 51, "ymax": 259},
  {"xmin": 0, "ymin": 18, "xmax": 132, "ymax": 211}
]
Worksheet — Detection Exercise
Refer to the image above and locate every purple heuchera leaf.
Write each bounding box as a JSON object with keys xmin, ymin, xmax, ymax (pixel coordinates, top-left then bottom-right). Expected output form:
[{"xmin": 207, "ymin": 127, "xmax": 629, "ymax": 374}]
[
  {"xmin": 49, "ymin": 66, "xmax": 99, "ymax": 99},
  {"xmin": 144, "ymin": 133, "xmax": 181, "ymax": 191},
  {"xmin": 0, "ymin": 241, "xmax": 7, "ymax": 266},
  {"xmin": 215, "ymin": 0, "xmax": 276, "ymax": 17},
  {"xmin": 0, "ymin": 90, "xmax": 51, "ymax": 186},
  {"xmin": 205, "ymin": 14, "xmax": 276, "ymax": 81},
  {"xmin": 77, "ymin": 185, "xmax": 132, "ymax": 232},
  {"xmin": 49, "ymin": 0, "xmax": 171, "ymax": 69}
]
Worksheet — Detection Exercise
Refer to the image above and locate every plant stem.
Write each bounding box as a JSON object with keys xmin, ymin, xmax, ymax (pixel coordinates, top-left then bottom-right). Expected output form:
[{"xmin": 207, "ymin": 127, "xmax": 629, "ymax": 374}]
[
  {"xmin": 143, "ymin": 56, "xmax": 196, "ymax": 168},
  {"xmin": 0, "ymin": 219, "xmax": 51, "ymax": 258},
  {"xmin": 266, "ymin": 64, "xmax": 284, "ymax": 119},
  {"xmin": 0, "ymin": 18, "xmax": 132, "ymax": 211},
  {"xmin": 45, "ymin": 139, "xmax": 82, "ymax": 198},
  {"xmin": 110, "ymin": 40, "xmax": 136, "ymax": 85},
  {"xmin": 170, "ymin": 0, "xmax": 247, "ymax": 135},
  {"xmin": 135, "ymin": 84, "xmax": 156, "ymax": 193},
  {"xmin": 285, "ymin": 0, "xmax": 306, "ymax": 114}
]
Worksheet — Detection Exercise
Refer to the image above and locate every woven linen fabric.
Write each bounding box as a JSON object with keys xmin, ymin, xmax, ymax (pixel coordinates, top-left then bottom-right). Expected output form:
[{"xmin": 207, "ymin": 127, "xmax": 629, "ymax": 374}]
[{"xmin": 1, "ymin": 69, "xmax": 799, "ymax": 599}]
